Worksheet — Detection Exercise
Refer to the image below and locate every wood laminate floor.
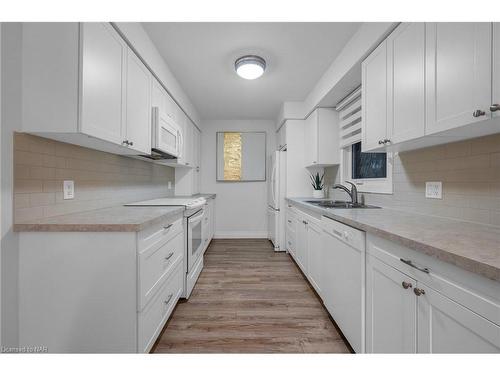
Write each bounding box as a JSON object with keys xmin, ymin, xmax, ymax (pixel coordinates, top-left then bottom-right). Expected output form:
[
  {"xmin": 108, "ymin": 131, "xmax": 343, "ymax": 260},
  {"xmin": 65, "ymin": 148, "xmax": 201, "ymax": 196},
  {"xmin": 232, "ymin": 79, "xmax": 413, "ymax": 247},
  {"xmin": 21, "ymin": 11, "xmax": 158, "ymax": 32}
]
[{"xmin": 152, "ymin": 239, "xmax": 351, "ymax": 353}]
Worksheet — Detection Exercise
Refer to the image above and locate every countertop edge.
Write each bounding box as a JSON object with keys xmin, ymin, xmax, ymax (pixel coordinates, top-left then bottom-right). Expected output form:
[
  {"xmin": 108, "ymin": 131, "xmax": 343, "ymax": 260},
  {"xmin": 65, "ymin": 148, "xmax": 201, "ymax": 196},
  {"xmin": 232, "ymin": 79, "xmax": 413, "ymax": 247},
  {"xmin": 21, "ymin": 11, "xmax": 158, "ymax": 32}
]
[
  {"xmin": 286, "ymin": 198, "xmax": 500, "ymax": 282},
  {"xmin": 14, "ymin": 206, "xmax": 185, "ymax": 233}
]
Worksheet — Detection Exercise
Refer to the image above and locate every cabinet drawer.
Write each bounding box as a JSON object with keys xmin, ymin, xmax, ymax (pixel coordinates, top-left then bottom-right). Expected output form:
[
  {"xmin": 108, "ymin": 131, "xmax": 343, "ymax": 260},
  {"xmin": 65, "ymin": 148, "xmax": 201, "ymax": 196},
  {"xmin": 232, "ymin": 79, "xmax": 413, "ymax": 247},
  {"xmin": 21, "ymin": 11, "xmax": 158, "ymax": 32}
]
[
  {"xmin": 138, "ymin": 229, "xmax": 184, "ymax": 310},
  {"xmin": 138, "ymin": 216, "xmax": 183, "ymax": 253},
  {"xmin": 138, "ymin": 263, "xmax": 182, "ymax": 353}
]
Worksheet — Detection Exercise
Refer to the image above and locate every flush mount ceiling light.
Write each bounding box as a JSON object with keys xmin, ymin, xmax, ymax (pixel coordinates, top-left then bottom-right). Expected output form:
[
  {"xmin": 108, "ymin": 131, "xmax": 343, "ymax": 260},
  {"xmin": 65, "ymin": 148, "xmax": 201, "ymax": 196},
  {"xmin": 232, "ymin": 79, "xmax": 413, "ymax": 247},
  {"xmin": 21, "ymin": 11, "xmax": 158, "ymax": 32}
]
[{"xmin": 235, "ymin": 55, "xmax": 266, "ymax": 80}]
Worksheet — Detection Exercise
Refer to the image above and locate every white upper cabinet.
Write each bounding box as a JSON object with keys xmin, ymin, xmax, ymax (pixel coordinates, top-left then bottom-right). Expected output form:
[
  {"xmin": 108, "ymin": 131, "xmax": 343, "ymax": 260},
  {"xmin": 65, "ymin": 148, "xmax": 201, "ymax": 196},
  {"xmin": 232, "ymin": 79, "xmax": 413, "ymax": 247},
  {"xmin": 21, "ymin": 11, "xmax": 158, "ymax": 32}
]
[
  {"xmin": 362, "ymin": 40, "xmax": 388, "ymax": 152},
  {"xmin": 492, "ymin": 23, "xmax": 500, "ymax": 118},
  {"xmin": 304, "ymin": 108, "xmax": 340, "ymax": 166},
  {"xmin": 363, "ymin": 22, "xmax": 499, "ymax": 153},
  {"xmin": 387, "ymin": 22, "xmax": 425, "ymax": 144},
  {"xmin": 425, "ymin": 23, "xmax": 492, "ymax": 135},
  {"xmin": 80, "ymin": 23, "xmax": 127, "ymax": 146},
  {"xmin": 125, "ymin": 50, "xmax": 152, "ymax": 154},
  {"xmin": 22, "ymin": 23, "xmax": 155, "ymax": 156}
]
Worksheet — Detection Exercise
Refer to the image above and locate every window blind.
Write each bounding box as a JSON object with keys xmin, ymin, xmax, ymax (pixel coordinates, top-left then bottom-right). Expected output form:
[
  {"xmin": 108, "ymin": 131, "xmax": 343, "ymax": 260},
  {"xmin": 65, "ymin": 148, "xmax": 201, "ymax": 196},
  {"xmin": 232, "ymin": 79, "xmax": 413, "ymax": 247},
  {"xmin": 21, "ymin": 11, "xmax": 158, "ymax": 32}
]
[{"xmin": 336, "ymin": 87, "xmax": 362, "ymax": 148}]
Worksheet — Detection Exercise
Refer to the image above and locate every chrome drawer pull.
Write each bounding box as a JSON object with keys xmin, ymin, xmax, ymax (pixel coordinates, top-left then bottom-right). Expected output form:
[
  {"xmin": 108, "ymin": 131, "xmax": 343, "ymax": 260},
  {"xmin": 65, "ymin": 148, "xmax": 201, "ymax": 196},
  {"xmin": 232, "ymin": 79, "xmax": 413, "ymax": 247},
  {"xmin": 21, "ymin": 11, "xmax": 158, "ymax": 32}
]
[
  {"xmin": 164, "ymin": 294, "xmax": 173, "ymax": 305},
  {"xmin": 400, "ymin": 258, "xmax": 429, "ymax": 274},
  {"xmin": 287, "ymin": 220, "xmax": 292, "ymax": 223},
  {"xmin": 163, "ymin": 224, "xmax": 173, "ymax": 231},
  {"xmin": 165, "ymin": 252, "xmax": 174, "ymax": 261}
]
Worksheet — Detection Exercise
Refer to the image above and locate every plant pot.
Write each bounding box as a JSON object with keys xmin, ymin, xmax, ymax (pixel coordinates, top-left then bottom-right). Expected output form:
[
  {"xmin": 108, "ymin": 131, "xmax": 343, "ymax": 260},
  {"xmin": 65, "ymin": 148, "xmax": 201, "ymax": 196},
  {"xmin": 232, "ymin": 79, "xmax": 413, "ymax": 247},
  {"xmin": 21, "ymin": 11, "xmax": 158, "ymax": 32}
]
[{"xmin": 312, "ymin": 189, "xmax": 324, "ymax": 199}]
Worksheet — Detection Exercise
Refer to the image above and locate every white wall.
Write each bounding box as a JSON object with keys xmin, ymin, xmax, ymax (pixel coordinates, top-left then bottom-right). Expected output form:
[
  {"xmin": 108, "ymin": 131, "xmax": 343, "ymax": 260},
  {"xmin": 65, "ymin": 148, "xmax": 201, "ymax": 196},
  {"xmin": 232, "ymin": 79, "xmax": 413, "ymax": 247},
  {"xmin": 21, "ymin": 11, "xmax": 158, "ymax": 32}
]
[
  {"xmin": 200, "ymin": 120, "xmax": 275, "ymax": 238},
  {"xmin": 1, "ymin": 23, "xmax": 21, "ymax": 348},
  {"xmin": 0, "ymin": 21, "xmax": 2, "ymax": 345}
]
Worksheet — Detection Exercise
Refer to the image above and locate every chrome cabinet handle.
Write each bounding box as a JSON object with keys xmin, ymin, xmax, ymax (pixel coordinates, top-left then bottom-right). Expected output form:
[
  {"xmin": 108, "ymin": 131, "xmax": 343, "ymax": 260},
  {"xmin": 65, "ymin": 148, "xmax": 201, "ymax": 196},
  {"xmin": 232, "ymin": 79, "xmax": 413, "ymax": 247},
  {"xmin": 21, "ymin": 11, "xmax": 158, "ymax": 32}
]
[
  {"xmin": 129, "ymin": 141, "xmax": 133, "ymax": 146},
  {"xmin": 402, "ymin": 281, "xmax": 413, "ymax": 289},
  {"xmin": 165, "ymin": 252, "xmax": 174, "ymax": 261},
  {"xmin": 378, "ymin": 140, "xmax": 384, "ymax": 145},
  {"xmin": 164, "ymin": 293, "xmax": 173, "ymax": 305},
  {"xmin": 122, "ymin": 140, "xmax": 130, "ymax": 146},
  {"xmin": 383, "ymin": 139, "xmax": 391, "ymax": 144},
  {"xmin": 302, "ymin": 220, "xmax": 308, "ymax": 225},
  {"xmin": 400, "ymin": 258, "xmax": 430, "ymax": 274},
  {"xmin": 490, "ymin": 104, "xmax": 500, "ymax": 112},
  {"xmin": 163, "ymin": 223, "xmax": 173, "ymax": 231},
  {"xmin": 413, "ymin": 288, "xmax": 425, "ymax": 296},
  {"xmin": 473, "ymin": 109, "xmax": 486, "ymax": 117},
  {"xmin": 287, "ymin": 220, "xmax": 292, "ymax": 223}
]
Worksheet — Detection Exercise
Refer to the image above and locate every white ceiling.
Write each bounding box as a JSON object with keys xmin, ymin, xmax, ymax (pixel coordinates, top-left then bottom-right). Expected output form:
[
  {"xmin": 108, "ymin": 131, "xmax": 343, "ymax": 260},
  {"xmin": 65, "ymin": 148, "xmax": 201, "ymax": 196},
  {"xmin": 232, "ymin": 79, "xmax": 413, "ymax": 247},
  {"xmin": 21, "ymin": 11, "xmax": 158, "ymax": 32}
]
[{"xmin": 143, "ymin": 22, "xmax": 362, "ymax": 120}]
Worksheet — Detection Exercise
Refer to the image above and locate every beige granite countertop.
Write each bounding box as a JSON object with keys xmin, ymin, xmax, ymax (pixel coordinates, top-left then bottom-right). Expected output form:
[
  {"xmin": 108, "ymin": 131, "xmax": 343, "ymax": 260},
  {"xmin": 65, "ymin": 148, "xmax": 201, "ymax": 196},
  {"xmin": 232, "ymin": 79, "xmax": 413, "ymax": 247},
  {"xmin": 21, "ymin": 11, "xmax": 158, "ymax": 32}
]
[
  {"xmin": 14, "ymin": 194, "xmax": 216, "ymax": 232},
  {"xmin": 287, "ymin": 198, "xmax": 500, "ymax": 282},
  {"xmin": 14, "ymin": 205, "xmax": 185, "ymax": 232}
]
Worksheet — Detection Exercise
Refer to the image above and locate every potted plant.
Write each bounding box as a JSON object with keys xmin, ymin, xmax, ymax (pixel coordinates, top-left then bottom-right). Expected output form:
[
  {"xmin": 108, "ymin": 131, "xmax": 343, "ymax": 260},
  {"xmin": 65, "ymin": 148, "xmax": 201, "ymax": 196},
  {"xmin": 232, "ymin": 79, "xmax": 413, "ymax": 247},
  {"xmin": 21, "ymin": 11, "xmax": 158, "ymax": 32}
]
[{"xmin": 310, "ymin": 172, "xmax": 325, "ymax": 198}]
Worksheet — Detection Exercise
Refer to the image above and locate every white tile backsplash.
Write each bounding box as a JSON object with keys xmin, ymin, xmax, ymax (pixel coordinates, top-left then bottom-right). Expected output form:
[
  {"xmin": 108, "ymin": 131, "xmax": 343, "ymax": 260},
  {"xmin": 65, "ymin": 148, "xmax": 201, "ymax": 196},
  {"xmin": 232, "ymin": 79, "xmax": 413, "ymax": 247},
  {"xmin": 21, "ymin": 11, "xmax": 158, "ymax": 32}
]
[
  {"xmin": 13, "ymin": 133, "xmax": 175, "ymax": 222},
  {"xmin": 325, "ymin": 133, "xmax": 500, "ymax": 227}
]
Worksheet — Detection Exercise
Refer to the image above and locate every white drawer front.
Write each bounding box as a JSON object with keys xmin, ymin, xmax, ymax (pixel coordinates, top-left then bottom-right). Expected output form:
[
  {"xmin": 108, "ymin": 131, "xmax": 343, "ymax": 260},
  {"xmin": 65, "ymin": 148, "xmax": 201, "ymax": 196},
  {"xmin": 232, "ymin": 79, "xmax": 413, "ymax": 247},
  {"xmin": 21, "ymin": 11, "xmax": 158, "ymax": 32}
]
[
  {"xmin": 138, "ymin": 216, "xmax": 183, "ymax": 253},
  {"xmin": 138, "ymin": 263, "xmax": 182, "ymax": 353},
  {"xmin": 139, "ymin": 229, "xmax": 184, "ymax": 310}
]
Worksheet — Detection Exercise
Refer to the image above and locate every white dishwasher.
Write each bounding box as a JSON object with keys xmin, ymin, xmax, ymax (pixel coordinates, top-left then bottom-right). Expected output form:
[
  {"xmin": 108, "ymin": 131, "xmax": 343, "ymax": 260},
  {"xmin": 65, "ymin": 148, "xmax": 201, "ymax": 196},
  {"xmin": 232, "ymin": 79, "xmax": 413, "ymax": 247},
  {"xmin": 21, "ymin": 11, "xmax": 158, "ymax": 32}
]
[{"xmin": 321, "ymin": 215, "xmax": 366, "ymax": 353}]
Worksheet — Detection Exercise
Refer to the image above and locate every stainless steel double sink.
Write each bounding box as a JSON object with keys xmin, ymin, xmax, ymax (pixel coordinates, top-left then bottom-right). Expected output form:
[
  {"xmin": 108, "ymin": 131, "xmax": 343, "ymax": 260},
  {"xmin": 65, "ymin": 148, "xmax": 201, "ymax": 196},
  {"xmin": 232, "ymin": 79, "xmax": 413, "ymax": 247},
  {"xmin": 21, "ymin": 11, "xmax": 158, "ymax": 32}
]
[{"xmin": 304, "ymin": 200, "xmax": 380, "ymax": 209}]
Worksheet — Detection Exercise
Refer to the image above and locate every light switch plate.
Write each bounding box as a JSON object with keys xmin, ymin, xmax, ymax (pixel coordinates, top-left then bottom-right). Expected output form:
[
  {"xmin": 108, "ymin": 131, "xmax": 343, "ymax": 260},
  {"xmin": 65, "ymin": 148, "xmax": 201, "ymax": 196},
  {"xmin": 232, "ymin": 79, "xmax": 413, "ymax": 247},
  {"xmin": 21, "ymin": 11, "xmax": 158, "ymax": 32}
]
[
  {"xmin": 425, "ymin": 181, "xmax": 442, "ymax": 199},
  {"xmin": 63, "ymin": 180, "xmax": 74, "ymax": 200}
]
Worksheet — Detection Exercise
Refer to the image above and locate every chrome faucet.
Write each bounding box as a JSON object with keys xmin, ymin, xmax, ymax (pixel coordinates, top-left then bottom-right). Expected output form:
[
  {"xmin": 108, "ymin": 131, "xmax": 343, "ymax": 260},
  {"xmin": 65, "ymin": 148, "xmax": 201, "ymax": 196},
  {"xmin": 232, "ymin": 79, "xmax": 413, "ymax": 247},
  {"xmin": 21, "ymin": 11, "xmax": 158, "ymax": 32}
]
[{"xmin": 333, "ymin": 181, "xmax": 358, "ymax": 204}]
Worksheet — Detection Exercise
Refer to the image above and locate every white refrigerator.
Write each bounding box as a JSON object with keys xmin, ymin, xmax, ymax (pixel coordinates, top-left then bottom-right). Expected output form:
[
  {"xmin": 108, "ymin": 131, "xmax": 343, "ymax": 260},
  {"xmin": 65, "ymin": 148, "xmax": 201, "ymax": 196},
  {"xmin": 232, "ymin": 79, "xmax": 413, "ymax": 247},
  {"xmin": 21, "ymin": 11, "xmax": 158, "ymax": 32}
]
[{"xmin": 267, "ymin": 150, "xmax": 286, "ymax": 251}]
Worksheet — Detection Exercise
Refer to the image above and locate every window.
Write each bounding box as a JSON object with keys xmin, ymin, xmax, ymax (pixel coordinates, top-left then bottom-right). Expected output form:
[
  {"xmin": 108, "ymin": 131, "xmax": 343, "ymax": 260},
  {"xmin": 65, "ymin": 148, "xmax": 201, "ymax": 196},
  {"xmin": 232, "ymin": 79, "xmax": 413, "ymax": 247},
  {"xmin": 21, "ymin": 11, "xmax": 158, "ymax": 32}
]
[{"xmin": 341, "ymin": 141, "xmax": 393, "ymax": 194}]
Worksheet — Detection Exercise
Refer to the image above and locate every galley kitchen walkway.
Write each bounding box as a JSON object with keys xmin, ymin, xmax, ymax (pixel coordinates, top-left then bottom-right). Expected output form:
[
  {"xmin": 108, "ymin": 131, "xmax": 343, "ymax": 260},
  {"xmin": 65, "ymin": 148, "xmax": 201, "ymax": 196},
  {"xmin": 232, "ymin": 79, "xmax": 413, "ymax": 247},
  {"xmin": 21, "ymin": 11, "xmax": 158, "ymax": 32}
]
[{"xmin": 152, "ymin": 239, "xmax": 351, "ymax": 353}]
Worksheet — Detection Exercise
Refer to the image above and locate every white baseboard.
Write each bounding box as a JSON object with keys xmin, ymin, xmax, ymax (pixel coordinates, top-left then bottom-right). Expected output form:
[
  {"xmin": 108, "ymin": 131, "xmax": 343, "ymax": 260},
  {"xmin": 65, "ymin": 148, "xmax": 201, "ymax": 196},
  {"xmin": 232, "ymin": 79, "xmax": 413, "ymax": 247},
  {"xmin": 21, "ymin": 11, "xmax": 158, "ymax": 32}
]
[{"xmin": 214, "ymin": 231, "xmax": 268, "ymax": 239}]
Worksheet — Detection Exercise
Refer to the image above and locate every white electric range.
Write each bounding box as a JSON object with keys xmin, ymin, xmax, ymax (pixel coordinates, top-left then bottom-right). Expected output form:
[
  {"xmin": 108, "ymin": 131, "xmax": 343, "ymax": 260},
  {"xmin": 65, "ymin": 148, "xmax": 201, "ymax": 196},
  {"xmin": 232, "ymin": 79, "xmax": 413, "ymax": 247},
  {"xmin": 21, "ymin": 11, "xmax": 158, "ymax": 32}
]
[{"xmin": 125, "ymin": 197, "xmax": 207, "ymax": 298}]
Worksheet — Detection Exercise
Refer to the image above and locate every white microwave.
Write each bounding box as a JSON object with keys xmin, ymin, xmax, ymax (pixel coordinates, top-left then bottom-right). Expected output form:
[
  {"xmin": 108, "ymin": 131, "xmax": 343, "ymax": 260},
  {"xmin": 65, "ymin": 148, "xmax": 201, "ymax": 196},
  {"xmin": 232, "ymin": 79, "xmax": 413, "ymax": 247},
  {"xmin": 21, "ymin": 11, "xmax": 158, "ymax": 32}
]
[{"xmin": 151, "ymin": 107, "xmax": 183, "ymax": 158}]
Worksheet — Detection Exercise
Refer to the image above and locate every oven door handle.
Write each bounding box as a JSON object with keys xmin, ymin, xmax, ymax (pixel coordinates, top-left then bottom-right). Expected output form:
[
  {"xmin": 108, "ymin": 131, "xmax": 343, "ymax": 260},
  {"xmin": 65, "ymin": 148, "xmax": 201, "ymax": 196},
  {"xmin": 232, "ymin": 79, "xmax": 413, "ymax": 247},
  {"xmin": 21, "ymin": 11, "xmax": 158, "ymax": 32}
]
[{"xmin": 189, "ymin": 210, "xmax": 205, "ymax": 224}]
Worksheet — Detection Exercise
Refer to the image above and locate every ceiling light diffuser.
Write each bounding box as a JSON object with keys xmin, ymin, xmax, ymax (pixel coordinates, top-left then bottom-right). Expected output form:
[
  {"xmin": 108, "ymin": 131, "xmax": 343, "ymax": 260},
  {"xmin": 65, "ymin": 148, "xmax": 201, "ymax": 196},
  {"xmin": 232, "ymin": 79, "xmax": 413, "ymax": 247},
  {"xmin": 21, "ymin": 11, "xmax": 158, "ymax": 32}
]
[{"xmin": 235, "ymin": 55, "xmax": 266, "ymax": 80}]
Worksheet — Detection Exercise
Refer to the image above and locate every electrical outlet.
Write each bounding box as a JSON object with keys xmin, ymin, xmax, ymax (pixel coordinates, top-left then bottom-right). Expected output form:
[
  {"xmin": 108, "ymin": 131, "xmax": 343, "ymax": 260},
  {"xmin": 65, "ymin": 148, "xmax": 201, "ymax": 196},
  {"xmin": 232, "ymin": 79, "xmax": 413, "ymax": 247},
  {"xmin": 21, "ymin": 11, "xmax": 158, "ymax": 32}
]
[
  {"xmin": 168, "ymin": 181, "xmax": 172, "ymax": 189},
  {"xmin": 425, "ymin": 181, "xmax": 442, "ymax": 199},
  {"xmin": 63, "ymin": 180, "xmax": 74, "ymax": 200}
]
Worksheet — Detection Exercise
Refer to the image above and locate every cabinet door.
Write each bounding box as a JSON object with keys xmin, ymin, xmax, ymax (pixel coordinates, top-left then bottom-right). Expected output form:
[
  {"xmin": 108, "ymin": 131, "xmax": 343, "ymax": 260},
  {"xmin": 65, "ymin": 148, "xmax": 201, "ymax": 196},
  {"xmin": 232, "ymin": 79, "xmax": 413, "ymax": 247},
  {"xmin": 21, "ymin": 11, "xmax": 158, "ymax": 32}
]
[
  {"xmin": 151, "ymin": 79, "xmax": 166, "ymax": 115},
  {"xmin": 306, "ymin": 221, "xmax": 322, "ymax": 296},
  {"xmin": 366, "ymin": 255, "xmax": 417, "ymax": 353},
  {"xmin": 80, "ymin": 23, "xmax": 126, "ymax": 145},
  {"xmin": 387, "ymin": 23, "xmax": 425, "ymax": 144},
  {"xmin": 304, "ymin": 111, "xmax": 318, "ymax": 166},
  {"xmin": 180, "ymin": 118, "xmax": 193, "ymax": 167},
  {"xmin": 493, "ymin": 23, "xmax": 500, "ymax": 118},
  {"xmin": 425, "ymin": 23, "xmax": 492, "ymax": 134},
  {"xmin": 417, "ymin": 282, "xmax": 500, "ymax": 353},
  {"xmin": 125, "ymin": 50, "xmax": 152, "ymax": 154},
  {"xmin": 362, "ymin": 40, "xmax": 388, "ymax": 152},
  {"xmin": 295, "ymin": 217, "xmax": 308, "ymax": 274}
]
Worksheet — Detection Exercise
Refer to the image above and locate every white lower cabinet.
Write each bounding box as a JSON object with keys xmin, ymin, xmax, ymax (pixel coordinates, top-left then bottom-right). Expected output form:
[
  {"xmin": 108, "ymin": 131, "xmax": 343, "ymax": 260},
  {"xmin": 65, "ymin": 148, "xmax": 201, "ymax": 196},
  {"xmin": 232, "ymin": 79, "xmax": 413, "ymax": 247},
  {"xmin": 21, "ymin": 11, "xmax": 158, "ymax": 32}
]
[
  {"xmin": 306, "ymin": 220, "xmax": 323, "ymax": 295},
  {"xmin": 366, "ymin": 234, "xmax": 500, "ymax": 353},
  {"xmin": 366, "ymin": 254, "xmax": 417, "ymax": 353},
  {"xmin": 18, "ymin": 213, "xmax": 185, "ymax": 353},
  {"xmin": 288, "ymin": 202, "xmax": 500, "ymax": 354},
  {"xmin": 139, "ymin": 263, "xmax": 183, "ymax": 353},
  {"xmin": 417, "ymin": 282, "xmax": 500, "ymax": 353},
  {"xmin": 295, "ymin": 216, "xmax": 308, "ymax": 273}
]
